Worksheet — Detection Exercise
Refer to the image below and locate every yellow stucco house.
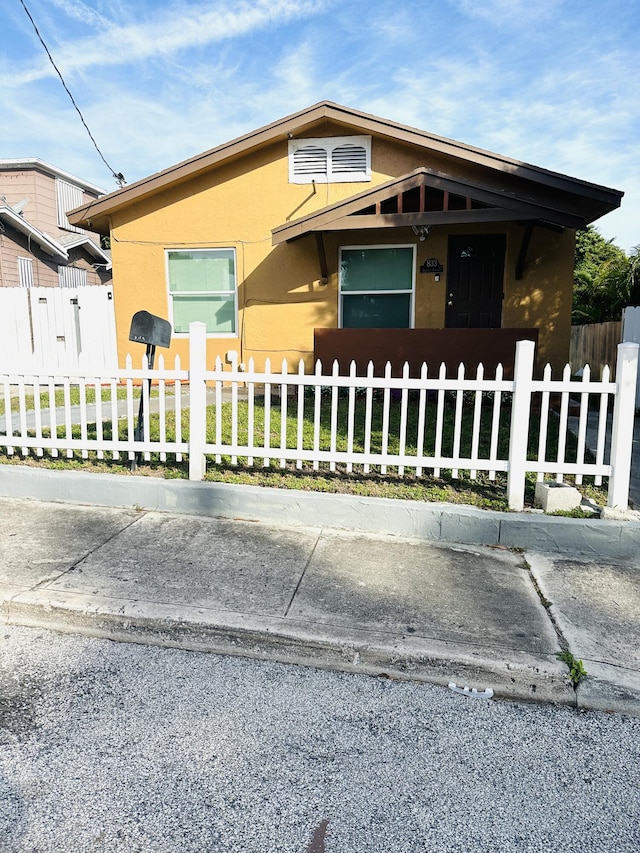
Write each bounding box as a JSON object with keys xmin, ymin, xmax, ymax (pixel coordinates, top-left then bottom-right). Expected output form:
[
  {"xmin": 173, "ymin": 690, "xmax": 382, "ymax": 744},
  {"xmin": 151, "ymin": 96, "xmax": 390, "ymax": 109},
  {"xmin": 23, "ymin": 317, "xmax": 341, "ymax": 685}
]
[{"xmin": 69, "ymin": 101, "xmax": 623, "ymax": 375}]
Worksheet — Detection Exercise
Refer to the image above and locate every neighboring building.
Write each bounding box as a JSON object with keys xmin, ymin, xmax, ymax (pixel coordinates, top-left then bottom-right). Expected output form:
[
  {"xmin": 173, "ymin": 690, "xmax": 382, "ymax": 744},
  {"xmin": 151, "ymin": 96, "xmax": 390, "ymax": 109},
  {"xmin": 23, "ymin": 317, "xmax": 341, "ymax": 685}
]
[
  {"xmin": 0, "ymin": 158, "xmax": 111, "ymax": 289},
  {"xmin": 68, "ymin": 102, "xmax": 623, "ymax": 373}
]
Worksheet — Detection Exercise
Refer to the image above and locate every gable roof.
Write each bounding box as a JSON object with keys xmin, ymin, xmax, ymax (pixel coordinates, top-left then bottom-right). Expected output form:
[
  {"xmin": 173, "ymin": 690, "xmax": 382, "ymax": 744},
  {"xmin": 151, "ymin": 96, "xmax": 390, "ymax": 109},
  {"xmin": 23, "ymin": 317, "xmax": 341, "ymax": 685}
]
[
  {"xmin": 57, "ymin": 233, "xmax": 112, "ymax": 267},
  {"xmin": 67, "ymin": 101, "xmax": 624, "ymax": 235}
]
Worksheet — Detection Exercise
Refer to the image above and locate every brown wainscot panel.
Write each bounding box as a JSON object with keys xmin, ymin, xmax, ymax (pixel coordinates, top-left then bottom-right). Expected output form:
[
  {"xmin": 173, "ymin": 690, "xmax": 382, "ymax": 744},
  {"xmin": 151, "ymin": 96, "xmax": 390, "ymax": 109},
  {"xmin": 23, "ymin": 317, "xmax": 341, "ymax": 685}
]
[{"xmin": 313, "ymin": 328, "xmax": 539, "ymax": 379}]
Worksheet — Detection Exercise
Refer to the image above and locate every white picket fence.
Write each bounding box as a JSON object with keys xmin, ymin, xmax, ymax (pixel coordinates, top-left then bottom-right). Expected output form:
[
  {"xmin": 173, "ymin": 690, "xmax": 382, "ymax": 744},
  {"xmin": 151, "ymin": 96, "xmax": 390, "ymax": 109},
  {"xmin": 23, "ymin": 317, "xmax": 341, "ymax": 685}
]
[
  {"xmin": 0, "ymin": 322, "xmax": 637, "ymax": 511},
  {"xmin": 0, "ymin": 285, "xmax": 117, "ymax": 374}
]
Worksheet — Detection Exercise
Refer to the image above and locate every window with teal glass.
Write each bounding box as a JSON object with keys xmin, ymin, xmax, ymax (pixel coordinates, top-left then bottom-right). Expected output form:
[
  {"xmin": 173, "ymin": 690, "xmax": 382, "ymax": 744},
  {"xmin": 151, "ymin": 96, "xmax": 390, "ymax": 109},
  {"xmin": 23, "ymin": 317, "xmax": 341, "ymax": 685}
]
[
  {"xmin": 167, "ymin": 249, "xmax": 237, "ymax": 335},
  {"xmin": 339, "ymin": 246, "xmax": 414, "ymax": 329}
]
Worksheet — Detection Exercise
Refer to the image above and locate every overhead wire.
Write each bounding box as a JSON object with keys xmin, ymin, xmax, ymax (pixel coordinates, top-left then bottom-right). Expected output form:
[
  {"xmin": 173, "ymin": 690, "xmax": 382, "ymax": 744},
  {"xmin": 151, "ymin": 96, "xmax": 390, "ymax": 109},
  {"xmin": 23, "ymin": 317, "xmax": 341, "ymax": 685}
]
[{"xmin": 18, "ymin": 0, "xmax": 126, "ymax": 187}]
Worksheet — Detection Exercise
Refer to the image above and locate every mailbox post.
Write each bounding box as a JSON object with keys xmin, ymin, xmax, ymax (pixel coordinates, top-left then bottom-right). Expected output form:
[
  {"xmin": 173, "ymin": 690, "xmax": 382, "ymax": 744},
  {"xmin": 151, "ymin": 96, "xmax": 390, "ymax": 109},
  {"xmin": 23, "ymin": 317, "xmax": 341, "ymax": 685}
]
[{"xmin": 128, "ymin": 311, "xmax": 172, "ymax": 469}]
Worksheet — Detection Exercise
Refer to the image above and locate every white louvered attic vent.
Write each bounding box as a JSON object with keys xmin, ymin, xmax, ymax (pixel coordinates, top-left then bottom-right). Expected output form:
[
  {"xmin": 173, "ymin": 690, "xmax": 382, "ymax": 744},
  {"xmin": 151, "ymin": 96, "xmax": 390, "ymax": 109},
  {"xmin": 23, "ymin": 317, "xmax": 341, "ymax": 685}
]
[
  {"xmin": 289, "ymin": 136, "xmax": 371, "ymax": 184},
  {"xmin": 332, "ymin": 144, "xmax": 367, "ymax": 174},
  {"xmin": 293, "ymin": 146, "xmax": 328, "ymax": 176}
]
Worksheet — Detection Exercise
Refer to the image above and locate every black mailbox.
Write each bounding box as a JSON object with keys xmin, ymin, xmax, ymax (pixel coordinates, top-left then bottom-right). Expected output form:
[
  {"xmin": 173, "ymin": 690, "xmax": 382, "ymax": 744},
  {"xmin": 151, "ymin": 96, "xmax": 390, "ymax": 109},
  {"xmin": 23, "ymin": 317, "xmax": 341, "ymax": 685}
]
[
  {"xmin": 129, "ymin": 311, "xmax": 172, "ymax": 348},
  {"xmin": 128, "ymin": 311, "xmax": 172, "ymax": 471}
]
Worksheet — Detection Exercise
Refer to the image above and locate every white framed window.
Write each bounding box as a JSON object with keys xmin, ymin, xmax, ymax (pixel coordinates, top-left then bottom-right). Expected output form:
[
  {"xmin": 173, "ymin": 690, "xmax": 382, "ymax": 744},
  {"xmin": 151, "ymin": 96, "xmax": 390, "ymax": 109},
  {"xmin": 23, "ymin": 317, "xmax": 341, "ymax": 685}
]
[
  {"xmin": 56, "ymin": 178, "xmax": 85, "ymax": 233},
  {"xmin": 18, "ymin": 256, "xmax": 34, "ymax": 288},
  {"xmin": 339, "ymin": 245, "xmax": 415, "ymax": 329},
  {"xmin": 289, "ymin": 136, "xmax": 371, "ymax": 184},
  {"xmin": 58, "ymin": 266, "xmax": 88, "ymax": 288},
  {"xmin": 166, "ymin": 248, "xmax": 237, "ymax": 336}
]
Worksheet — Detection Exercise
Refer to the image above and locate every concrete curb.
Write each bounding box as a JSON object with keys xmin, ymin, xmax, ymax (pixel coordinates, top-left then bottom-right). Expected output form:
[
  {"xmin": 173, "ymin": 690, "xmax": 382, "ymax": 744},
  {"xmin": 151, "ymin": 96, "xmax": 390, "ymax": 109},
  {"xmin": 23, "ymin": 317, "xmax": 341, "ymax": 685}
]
[
  {"xmin": 1, "ymin": 465, "xmax": 639, "ymax": 559},
  {"xmin": 2, "ymin": 590, "xmax": 576, "ymax": 708}
]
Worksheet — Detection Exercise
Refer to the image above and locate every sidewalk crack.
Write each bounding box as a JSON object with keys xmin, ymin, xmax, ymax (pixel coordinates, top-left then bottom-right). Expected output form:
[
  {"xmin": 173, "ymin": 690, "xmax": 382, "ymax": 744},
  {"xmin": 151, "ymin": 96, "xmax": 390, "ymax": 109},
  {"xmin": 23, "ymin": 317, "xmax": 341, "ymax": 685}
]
[
  {"xmin": 521, "ymin": 556, "xmax": 570, "ymax": 651},
  {"xmin": 283, "ymin": 530, "xmax": 322, "ymax": 617},
  {"xmin": 19, "ymin": 511, "xmax": 149, "ymax": 595}
]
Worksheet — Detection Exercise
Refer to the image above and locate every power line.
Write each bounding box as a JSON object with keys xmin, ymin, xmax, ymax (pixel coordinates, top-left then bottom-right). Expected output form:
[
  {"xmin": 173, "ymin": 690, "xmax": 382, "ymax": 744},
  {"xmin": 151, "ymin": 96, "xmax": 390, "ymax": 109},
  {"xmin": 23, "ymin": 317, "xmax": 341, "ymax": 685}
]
[{"xmin": 18, "ymin": 0, "xmax": 126, "ymax": 187}]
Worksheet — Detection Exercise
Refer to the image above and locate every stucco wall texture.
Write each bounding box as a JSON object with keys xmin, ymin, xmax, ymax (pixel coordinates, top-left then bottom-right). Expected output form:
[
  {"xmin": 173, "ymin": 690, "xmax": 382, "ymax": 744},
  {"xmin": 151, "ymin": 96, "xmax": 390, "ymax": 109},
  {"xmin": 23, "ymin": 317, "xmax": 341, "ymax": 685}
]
[{"xmin": 109, "ymin": 122, "xmax": 574, "ymax": 374}]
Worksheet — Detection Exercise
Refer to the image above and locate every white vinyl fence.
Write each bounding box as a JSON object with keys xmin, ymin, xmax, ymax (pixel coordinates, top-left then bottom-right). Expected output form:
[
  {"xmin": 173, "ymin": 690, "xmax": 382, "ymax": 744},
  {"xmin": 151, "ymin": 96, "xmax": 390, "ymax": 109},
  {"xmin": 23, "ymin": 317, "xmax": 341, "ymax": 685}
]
[
  {"xmin": 0, "ymin": 285, "xmax": 117, "ymax": 374},
  {"xmin": 0, "ymin": 322, "xmax": 637, "ymax": 511}
]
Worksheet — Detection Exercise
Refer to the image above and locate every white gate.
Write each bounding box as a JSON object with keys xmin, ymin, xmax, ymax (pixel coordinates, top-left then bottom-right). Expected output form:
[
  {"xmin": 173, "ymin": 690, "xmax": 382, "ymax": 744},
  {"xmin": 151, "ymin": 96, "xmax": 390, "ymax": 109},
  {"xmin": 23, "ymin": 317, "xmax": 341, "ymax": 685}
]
[
  {"xmin": 622, "ymin": 305, "xmax": 640, "ymax": 409},
  {"xmin": 0, "ymin": 285, "xmax": 117, "ymax": 374}
]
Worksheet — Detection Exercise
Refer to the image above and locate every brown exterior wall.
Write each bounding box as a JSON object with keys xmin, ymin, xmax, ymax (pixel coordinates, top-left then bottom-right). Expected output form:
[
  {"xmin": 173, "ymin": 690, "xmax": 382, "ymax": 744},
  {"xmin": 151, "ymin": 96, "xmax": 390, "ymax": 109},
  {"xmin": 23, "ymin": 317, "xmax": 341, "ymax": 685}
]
[{"xmin": 314, "ymin": 328, "xmax": 539, "ymax": 378}]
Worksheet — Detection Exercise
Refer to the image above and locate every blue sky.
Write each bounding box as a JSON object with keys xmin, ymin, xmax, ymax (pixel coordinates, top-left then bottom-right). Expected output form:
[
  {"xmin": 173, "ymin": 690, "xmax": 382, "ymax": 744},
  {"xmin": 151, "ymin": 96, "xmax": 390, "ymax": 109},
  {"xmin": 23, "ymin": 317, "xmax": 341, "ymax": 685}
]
[{"xmin": 2, "ymin": 0, "xmax": 639, "ymax": 252}]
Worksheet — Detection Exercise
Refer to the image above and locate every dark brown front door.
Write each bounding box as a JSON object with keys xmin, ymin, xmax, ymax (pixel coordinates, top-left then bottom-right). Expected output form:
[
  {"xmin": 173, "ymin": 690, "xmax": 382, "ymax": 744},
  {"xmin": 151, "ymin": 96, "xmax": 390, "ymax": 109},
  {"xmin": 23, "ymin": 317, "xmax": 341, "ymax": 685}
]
[{"xmin": 445, "ymin": 234, "xmax": 506, "ymax": 328}]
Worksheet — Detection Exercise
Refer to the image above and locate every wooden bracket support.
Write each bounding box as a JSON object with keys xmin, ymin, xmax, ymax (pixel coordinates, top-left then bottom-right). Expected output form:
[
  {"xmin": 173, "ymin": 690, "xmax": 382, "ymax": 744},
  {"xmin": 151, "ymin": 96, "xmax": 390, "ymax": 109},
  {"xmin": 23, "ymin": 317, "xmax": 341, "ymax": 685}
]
[
  {"xmin": 515, "ymin": 222, "xmax": 535, "ymax": 280},
  {"xmin": 315, "ymin": 232, "xmax": 328, "ymax": 282}
]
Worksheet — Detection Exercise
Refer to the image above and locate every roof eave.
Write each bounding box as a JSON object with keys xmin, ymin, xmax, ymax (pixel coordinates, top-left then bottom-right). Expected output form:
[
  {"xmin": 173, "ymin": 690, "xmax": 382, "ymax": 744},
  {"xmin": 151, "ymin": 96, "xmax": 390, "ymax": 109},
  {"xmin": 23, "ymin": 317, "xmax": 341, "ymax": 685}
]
[
  {"xmin": 67, "ymin": 101, "xmax": 625, "ymax": 231},
  {"xmin": 0, "ymin": 207, "xmax": 69, "ymax": 260},
  {"xmin": 67, "ymin": 101, "xmax": 337, "ymax": 230}
]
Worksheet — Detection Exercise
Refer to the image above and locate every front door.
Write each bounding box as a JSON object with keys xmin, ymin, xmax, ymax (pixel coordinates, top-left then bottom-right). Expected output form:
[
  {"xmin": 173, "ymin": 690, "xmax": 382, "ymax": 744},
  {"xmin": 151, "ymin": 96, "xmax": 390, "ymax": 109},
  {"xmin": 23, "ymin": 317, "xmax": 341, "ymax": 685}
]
[{"xmin": 445, "ymin": 234, "xmax": 505, "ymax": 328}]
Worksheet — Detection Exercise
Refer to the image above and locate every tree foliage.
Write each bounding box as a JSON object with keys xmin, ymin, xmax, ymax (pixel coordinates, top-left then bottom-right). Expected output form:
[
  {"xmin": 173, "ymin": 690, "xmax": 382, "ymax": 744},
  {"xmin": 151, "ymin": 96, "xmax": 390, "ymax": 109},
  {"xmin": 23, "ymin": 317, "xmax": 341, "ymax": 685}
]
[{"xmin": 572, "ymin": 227, "xmax": 640, "ymax": 324}]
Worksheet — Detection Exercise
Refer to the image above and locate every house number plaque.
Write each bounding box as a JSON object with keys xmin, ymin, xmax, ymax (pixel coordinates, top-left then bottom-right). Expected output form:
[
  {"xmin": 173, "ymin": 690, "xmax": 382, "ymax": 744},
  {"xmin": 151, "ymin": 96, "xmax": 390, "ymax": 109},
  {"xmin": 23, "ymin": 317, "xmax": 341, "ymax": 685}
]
[{"xmin": 420, "ymin": 258, "xmax": 444, "ymax": 274}]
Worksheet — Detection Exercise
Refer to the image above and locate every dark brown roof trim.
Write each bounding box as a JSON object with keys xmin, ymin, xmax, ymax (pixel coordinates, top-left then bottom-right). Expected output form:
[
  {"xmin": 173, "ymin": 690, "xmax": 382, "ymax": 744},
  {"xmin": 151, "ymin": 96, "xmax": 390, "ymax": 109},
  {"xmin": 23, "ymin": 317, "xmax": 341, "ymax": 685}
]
[{"xmin": 68, "ymin": 101, "xmax": 623, "ymax": 233}]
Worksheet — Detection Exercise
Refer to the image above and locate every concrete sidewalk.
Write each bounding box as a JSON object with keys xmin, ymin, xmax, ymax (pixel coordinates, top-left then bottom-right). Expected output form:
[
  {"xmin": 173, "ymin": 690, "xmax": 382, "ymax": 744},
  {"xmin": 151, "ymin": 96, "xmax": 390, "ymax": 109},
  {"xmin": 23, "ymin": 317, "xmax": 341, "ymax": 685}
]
[{"xmin": 1, "ymin": 496, "xmax": 638, "ymax": 716}]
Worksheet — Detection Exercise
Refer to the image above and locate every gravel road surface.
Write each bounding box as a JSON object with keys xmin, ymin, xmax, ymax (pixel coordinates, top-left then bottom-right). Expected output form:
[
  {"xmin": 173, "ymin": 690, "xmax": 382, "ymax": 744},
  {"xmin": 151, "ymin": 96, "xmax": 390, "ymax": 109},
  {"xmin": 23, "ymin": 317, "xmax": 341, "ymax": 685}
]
[{"xmin": 0, "ymin": 626, "xmax": 638, "ymax": 852}]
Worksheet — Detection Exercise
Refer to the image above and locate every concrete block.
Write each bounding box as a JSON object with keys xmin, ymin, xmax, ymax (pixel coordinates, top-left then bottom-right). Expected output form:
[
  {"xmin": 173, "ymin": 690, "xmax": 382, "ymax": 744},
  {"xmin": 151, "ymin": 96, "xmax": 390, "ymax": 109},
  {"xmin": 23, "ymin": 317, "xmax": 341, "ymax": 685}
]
[{"xmin": 534, "ymin": 481, "xmax": 582, "ymax": 513}]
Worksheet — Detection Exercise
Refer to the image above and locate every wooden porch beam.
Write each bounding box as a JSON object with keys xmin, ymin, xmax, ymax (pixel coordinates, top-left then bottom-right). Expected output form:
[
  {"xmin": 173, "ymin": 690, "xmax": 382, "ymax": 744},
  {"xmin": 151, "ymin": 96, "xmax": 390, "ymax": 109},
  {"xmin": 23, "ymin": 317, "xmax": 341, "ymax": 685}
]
[
  {"xmin": 515, "ymin": 222, "xmax": 535, "ymax": 280},
  {"xmin": 317, "ymin": 209, "xmax": 526, "ymax": 232},
  {"xmin": 315, "ymin": 231, "xmax": 328, "ymax": 281}
]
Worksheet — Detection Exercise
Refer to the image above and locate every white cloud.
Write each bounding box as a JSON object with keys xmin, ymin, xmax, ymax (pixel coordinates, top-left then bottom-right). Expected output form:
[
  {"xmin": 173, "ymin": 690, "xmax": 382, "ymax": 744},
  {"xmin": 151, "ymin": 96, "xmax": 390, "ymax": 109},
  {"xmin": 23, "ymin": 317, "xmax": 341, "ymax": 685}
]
[
  {"xmin": 450, "ymin": 0, "xmax": 563, "ymax": 26},
  {"xmin": 7, "ymin": 0, "xmax": 332, "ymax": 84},
  {"xmin": 2, "ymin": 0, "xmax": 638, "ymax": 250},
  {"xmin": 47, "ymin": 0, "xmax": 111, "ymax": 29}
]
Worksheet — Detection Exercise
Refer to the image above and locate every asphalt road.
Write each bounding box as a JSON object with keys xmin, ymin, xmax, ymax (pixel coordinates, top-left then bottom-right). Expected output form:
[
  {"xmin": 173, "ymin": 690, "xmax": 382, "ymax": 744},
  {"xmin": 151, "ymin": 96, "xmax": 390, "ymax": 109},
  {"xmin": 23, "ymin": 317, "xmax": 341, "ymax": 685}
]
[{"xmin": 0, "ymin": 626, "xmax": 638, "ymax": 853}]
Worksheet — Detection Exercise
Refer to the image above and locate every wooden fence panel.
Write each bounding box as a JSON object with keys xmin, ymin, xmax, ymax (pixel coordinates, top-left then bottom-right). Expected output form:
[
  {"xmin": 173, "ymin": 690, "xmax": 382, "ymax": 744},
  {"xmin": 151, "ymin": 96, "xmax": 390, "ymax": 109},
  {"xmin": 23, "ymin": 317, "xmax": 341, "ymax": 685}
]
[{"xmin": 570, "ymin": 321, "xmax": 622, "ymax": 378}]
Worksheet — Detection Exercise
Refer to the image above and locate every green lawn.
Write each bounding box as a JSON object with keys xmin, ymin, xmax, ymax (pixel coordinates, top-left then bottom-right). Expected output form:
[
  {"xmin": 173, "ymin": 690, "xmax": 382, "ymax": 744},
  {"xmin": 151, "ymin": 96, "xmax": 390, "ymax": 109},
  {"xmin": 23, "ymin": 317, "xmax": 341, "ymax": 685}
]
[
  {"xmin": 0, "ymin": 392, "xmax": 606, "ymax": 512},
  {"xmin": 0, "ymin": 384, "xmax": 160, "ymax": 417}
]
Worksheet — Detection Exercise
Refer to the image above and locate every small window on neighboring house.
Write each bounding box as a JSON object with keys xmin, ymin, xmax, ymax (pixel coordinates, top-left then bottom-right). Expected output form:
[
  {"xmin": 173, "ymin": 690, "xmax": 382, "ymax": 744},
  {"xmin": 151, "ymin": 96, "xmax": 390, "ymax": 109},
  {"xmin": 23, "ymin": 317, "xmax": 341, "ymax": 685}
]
[
  {"xmin": 18, "ymin": 257, "xmax": 34, "ymax": 288},
  {"xmin": 56, "ymin": 178, "xmax": 84, "ymax": 233},
  {"xmin": 289, "ymin": 136, "xmax": 371, "ymax": 183},
  {"xmin": 166, "ymin": 248, "xmax": 237, "ymax": 336},
  {"xmin": 58, "ymin": 266, "xmax": 88, "ymax": 288}
]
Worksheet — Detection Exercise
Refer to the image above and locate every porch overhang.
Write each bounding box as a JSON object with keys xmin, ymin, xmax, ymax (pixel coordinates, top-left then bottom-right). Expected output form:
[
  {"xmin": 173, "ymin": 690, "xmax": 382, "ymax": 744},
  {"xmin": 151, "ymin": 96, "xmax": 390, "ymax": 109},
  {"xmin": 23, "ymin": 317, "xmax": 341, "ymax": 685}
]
[{"xmin": 271, "ymin": 166, "xmax": 592, "ymax": 246}]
